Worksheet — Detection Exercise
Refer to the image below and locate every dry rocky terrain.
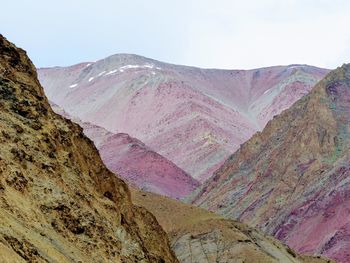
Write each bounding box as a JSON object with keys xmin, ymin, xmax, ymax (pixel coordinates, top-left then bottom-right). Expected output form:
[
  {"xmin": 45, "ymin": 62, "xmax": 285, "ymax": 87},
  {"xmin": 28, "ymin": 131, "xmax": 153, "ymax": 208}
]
[
  {"xmin": 131, "ymin": 189, "xmax": 334, "ymax": 263},
  {"xmin": 0, "ymin": 35, "xmax": 177, "ymax": 262},
  {"xmin": 191, "ymin": 64, "xmax": 350, "ymax": 262}
]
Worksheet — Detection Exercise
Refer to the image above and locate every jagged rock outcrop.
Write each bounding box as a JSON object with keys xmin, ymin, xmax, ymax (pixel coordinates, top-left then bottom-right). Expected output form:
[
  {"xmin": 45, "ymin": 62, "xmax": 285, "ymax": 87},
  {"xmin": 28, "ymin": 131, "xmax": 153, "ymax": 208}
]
[
  {"xmin": 191, "ymin": 64, "xmax": 350, "ymax": 262},
  {"xmin": 0, "ymin": 35, "xmax": 178, "ymax": 262},
  {"xmin": 38, "ymin": 57, "xmax": 328, "ymax": 182},
  {"xmin": 131, "ymin": 189, "xmax": 333, "ymax": 263}
]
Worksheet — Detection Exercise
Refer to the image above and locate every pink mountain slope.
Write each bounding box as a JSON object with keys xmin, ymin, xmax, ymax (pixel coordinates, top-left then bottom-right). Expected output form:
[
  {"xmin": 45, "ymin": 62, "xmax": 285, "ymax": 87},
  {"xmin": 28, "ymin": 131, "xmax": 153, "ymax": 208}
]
[
  {"xmin": 38, "ymin": 55, "xmax": 329, "ymax": 182},
  {"xmin": 51, "ymin": 103, "xmax": 199, "ymax": 199},
  {"xmin": 190, "ymin": 64, "xmax": 350, "ymax": 262}
]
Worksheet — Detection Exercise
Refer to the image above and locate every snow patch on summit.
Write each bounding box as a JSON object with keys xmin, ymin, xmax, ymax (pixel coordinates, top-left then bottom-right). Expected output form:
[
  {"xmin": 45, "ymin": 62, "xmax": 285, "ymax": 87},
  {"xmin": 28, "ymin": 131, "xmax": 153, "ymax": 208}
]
[
  {"xmin": 263, "ymin": 89, "xmax": 271, "ymax": 95},
  {"xmin": 98, "ymin": 71, "xmax": 106, "ymax": 77},
  {"xmin": 118, "ymin": 64, "xmax": 162, "ymax": 71},
  {"xmin": 105, "ymin": 69, "xmax": 118, "ymax": 76}
]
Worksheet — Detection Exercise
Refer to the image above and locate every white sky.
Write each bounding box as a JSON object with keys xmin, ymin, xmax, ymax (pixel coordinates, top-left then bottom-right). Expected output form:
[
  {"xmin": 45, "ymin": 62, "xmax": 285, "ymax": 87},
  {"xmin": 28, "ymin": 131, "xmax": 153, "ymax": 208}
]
[{"xmin": 1, "ymin": 0, "xmax": 349, "ymax": 69}]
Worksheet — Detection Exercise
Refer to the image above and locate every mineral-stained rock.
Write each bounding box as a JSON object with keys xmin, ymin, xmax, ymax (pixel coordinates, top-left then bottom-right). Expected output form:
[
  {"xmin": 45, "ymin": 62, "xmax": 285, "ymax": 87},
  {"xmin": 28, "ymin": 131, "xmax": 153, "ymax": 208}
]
[
  {"xmin": 191, "ymin": 64, "xmax": 350, "ymax": 263},
  {"xmin": 131, "ymin": 188, "xmax": 334, "ymax": 263},
  {"xmin": 0, "ymin": 35, "xmax": 178, "ymax": 262},
  {"xmin": 38, "ymin": 56, "xmax": 328, "ymax": 182},
  {"xmin": 95, "ymin": 131, "xmax": 199, "ymax": 200},
  {"xmin": 50, "ymin": 103, "xmax": 199, "ymax": 200}
]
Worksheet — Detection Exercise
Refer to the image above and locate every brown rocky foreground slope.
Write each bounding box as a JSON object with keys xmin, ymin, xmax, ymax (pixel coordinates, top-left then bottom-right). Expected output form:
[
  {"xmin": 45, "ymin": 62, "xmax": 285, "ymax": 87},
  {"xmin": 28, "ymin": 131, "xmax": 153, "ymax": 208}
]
[
  {"xmin": 131, "ymin": 189, "xmax": 333, "ymax": 263},
  {"xmin": 0, "ymin": 35, "xmax": 178, "ymax": 262}
]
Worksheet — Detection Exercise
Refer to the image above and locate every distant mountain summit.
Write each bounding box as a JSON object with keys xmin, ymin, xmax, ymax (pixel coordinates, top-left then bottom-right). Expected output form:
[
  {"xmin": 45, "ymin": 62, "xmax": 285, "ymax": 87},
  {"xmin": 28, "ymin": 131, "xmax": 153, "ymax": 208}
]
[
  {"xmin": 38, "ymin": 55, "xmax": 329, "ymax": 183},
  {"xmin": 191, "ymin": 64, "xmax": 350, "ymax": 263}
]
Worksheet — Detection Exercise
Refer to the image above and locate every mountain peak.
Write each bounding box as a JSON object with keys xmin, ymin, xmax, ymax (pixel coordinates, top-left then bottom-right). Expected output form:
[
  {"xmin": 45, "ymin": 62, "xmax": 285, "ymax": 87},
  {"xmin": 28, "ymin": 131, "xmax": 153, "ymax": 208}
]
[{"xmin": 38, "ymin": 54, "xmax": 329, "ymax": 182}]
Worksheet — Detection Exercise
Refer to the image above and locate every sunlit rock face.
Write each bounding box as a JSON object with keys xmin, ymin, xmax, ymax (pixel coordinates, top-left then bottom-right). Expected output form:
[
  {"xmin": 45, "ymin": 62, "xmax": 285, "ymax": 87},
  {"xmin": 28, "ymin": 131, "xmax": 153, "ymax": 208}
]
[
  {"xmin": 38, "ymin": 56, "xmax": 328, "ymax": 183},
  {"xmin": 191, "ymin": 64, "xmax": 350, "ymax": 263},
  {"xmin": 0, "ymin": 35, "xmax": 178, "ymax": 263}
]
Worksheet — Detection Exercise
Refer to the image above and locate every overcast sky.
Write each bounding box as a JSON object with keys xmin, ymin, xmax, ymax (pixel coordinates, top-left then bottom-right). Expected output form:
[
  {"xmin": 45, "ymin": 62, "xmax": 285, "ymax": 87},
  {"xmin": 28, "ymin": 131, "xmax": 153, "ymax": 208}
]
[{"xmin": 1, "ymin": 0, "xmax": 350, "ymax": 69}]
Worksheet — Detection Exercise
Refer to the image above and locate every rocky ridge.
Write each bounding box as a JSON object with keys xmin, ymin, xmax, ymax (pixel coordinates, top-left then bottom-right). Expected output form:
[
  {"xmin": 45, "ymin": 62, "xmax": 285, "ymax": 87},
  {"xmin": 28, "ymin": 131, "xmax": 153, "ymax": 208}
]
[
  {"xmin": 191, "ymin": 64, "xmax": 350, "ymax": 263},
  {"xmin": 0, "ymin": 35, "xmax": 177, "ymax": 262}
]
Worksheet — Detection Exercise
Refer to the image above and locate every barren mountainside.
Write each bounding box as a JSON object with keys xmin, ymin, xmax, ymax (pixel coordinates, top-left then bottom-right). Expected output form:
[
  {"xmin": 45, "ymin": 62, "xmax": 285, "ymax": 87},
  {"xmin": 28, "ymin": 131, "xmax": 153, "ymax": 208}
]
[
  {"xmin": 0, "ymin": 35, "xmax": 177, "ymax": 262},
  {"xmin": 131, "ymin": 188, "xmax": 333, "ymax": 263},
  {"xmin": 38, "ymin": 56, "xmax": 329, "ymax": 183},
  {"xmin": 191, "ymin": 64, "xmax": 350, "ymax": 263},
  {"xmin": 50, "ymin": 103, "xmax": 199, "ymax": 200}
]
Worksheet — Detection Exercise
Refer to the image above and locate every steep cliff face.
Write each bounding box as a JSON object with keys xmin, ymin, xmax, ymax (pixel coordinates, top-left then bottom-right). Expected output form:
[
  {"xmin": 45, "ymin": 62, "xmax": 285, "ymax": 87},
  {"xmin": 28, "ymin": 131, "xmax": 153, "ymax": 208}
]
[
  {"xmin": 0, "ymin": 35, "xmax": 178, "ymax": 262},
  {"xmin": 38, "ymin": 57, "xmax": 328, "ymax": 182},
  {"xmin": 191, "ymin": 64, "xmax": 350, "ymax": 262},
  {"xmin": 131, "ymin": 189, "xmax": 333, "ymax": 263}
]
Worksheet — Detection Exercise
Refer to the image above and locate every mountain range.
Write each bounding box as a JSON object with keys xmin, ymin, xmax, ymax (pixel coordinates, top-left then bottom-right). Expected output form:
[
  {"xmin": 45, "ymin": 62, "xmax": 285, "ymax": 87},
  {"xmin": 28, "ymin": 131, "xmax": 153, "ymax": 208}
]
[
  {"xmin": 0, "ymin": 34, "xmax": 333, "ymax": 263},
  {"xmin": 37, "ymin": 51, "xmax": 350, "ymax": 262},
  {"xmin": 38, "ymin": 56, "xmax": 329, "ymax": 184}
]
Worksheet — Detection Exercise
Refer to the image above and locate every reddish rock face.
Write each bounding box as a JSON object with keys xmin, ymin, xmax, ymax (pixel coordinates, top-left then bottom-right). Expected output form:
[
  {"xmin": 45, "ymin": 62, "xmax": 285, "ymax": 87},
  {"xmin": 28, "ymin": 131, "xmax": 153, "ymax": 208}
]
[
  {"xmin": 191, "ymin": 64, "xmax": 350, "ymax": 263},
  {"xmin": 96, "ymin": 132, "xmax": 200, "ymax": 199},
  {"xmin": 51, "ymin": 103, "xmax": 199, "ymax": 199},
  {"xmin": 38, "ymin": 56, "xmax": 328, "ymax": 182}
]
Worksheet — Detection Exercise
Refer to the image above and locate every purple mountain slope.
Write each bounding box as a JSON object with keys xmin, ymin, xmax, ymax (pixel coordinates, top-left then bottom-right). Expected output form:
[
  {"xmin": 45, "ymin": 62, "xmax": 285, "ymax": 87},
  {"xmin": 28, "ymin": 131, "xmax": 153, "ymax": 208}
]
[
  {"xmin": 51, "ymin": 103, "xmax": 198, "ymax": 199},
  {"xmin": 38, "ymin": 55, "xmax": 329, "ymax": 182}
]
